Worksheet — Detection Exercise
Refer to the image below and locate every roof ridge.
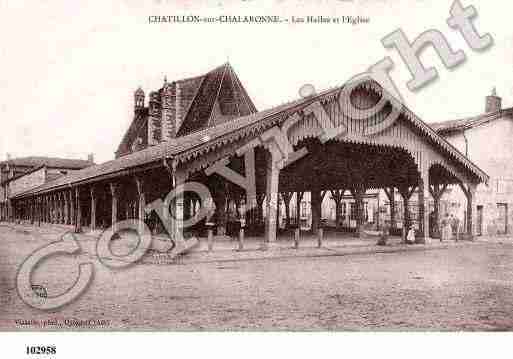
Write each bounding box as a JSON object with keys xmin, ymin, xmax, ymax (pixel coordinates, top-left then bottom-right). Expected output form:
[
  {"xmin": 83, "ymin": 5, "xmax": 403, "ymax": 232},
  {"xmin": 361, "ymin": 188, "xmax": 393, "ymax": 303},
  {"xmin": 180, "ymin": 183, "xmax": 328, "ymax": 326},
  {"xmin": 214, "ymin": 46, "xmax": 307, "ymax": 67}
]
[{"xmin": 206, "ymin": 63, "xmax": 230, "ymax": 128}]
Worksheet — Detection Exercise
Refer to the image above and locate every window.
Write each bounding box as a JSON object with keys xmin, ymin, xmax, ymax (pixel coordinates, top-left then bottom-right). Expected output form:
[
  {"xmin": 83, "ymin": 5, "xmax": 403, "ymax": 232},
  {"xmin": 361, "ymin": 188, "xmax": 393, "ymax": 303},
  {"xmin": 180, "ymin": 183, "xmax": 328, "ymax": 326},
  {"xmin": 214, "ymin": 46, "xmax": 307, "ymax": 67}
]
[{"xmin": 496, "ymin": 179, "xmax": 513, "ymax": 194}]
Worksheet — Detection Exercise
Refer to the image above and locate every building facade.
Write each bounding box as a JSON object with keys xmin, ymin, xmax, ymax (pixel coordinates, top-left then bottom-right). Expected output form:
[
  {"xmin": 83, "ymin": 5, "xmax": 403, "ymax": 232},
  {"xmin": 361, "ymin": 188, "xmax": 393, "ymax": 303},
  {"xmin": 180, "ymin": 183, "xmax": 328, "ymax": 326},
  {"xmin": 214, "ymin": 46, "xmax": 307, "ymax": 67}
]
[
  {"xmin": 431, "ymin": 89, "xmax": 513, "ymax": 236},
  {"xmin": 0, "ymin": 156, "xmax": 94, "ymax": 221}
]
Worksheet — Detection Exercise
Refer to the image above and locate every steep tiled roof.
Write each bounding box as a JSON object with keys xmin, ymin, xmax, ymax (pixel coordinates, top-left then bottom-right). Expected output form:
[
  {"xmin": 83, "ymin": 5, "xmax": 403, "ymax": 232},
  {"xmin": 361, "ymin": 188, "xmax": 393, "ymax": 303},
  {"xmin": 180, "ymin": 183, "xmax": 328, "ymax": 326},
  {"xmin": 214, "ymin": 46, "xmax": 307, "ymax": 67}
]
[
  {"xmin": 0, "ymin": 156, "xmax": 93, "ymax": 169},
  {"xmin": 15, "ymin": 82, "xmax": 489, "ymax": 199},
  {"xmin": 430, "ymin": 107, "xmax": 513, "ymax": 134},
  {"xmin": 176, "ymin": 63, "xmax": 257, "ymax": 136}
]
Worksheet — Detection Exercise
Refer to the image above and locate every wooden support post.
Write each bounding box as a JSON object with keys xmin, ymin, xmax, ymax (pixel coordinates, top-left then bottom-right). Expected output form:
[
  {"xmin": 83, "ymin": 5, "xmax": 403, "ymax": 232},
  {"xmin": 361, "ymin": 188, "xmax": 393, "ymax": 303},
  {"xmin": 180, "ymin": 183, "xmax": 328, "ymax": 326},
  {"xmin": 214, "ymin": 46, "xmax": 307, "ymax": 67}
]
[
  {"xmin": 459, "ymin": 182, "xmax": 477, "ymax": 240},
  {"xmin": 238, "ymin": 220, "xmax": 245, "ymax": 251},
  {"xmin": 467, "ymin": 185, "xmax": 476, "ymax": 239},
  {"xmin": 69, "ymin": 190, "xmax": 75, "ymax": 226},
  {"xmin": 384, "ymin": 187, "xmax": 396, "ymax": 230},
  {"xmin": 429, "ymin": 183, "xmax": 448, "ymax": 238},
  {"xmin": 311, "ymin": 189, "xmax": 322, "ymax": 234},
  {"xmin": 330, "ymin": 189, "xmax": 345, "ymax": 229},
  {"xmin": 416, "ymin": 171, "xmax": 429, "ymax": 244},
  {"xmin": 30, "ymin": 200, "xmax": 34, "ymax": 225},
  {"xmin": 63, "ymin": 192, "xmax": 69, "ymax": 225},
  {"xmin": 398, "ymin": 184, "xmax": 416, "ymax": 242},
  {"xmin": 110, "ymin": 182, "xmax": 118, "ymax": 233},
  {"xmin": 280, "ymin": 191, "xmax": 293, "ymax": 229},
  {"xmin": 256, "ymin": 192, "xmax": 265, "ymax": 226},
  {"xmin": 60, "ymin": 193, "xmax": 64, "ymax": 224},
  {"xmin": 296, "ymin": 191, "xmax": 304, "ymax": 229},
  {"xmin": 350, "ymin": 184, "xmax": 367, "ymax": 238},
  {"xmin": 135, "ymin": 176, "xmax": 146, "ymax": 234},
  {"xmin": 264, "ymin": 150, "xmax": 280, "ymax": 248},
  {"xmin": 58, "ymin": 194, "xmax": 62, "ymax": 223},
  {"xmin": 213, "ymin": 183, "xmax": 228, "ymax": 236},
  {"xmin": 317, "ymin": 227, "xmax": 324, "ymax": 248},
  {"xmin": 294, "ymin": 227, "xmax": 300, "ymax": 249},
  {"xmin": 37, "ymin": 197, "xmax": 41, "ymax": 227},
  {"xmin": 74, "ymin": 187, "xmax": 82, "ymax": 233},
  {"xmin": 90, "ymin": 187, "xmax": 97, "ymax": 231}
]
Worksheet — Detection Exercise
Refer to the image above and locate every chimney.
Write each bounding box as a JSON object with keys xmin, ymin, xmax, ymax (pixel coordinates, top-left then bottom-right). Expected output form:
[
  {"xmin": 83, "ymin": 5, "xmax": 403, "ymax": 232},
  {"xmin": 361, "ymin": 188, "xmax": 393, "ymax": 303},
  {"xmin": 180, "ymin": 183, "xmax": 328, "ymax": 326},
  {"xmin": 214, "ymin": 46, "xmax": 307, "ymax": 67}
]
[
  {"xmin": 485, "ymin": 87, "xmax": 502, "ymax": 113},
  {"xmin": 87, "ymin": 153, "xmax": 94, "ymax": 163}
]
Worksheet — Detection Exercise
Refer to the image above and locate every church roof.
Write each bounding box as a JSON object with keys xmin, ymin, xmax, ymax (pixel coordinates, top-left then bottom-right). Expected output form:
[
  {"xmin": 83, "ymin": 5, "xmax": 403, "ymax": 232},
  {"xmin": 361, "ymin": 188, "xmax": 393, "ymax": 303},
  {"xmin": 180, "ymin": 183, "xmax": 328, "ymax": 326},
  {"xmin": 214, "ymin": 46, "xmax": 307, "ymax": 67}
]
[{"xmin": 115, "ymin": 63, "xmax": 257, "ymax": 157}]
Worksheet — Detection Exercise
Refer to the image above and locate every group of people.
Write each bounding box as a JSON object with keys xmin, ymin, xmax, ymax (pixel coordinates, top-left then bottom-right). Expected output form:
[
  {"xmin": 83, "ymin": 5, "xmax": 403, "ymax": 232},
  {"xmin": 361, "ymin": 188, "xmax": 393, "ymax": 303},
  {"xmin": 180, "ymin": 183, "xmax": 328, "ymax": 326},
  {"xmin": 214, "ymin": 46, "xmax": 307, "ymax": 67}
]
[
  {"xmin": 405, "ymin": 212, "xmax": 461, "ymax": 244},
  {"xmin": 439, "ymin": 213, "xmax": 461, "ymax": 242}
]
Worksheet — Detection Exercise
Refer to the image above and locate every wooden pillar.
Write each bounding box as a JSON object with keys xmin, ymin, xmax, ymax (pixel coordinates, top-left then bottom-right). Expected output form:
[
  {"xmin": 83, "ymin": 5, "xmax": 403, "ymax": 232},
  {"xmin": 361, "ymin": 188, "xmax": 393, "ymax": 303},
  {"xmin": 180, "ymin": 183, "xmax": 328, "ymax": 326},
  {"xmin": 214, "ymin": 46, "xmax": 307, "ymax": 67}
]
[
  {"xmin": 57, "ymin": 194, "xmax": 62, "ymax": 223},
  {"xmin": 110, "ymin": 182, "xmax": 118, "ymax": 233},
  {"xmin": 398, "ymin": 184, "xmax": 416, "ymax": 242},
  {"xmin": 213, "ymin": 183, "xmax": 228, "ymax": 236},
  {"xmin": 459, "ymin": 182, "xmax": 477, "ymax": 239},
  {"xmin": 281, "ymin": 191, "xmax": 293, "ymax": 229},
  {"xmin": 53, "ymin": 194, "xmax": 58, "ymax": 224},
  {"xmin": 350, "ymin": 184, "xmax": 366, "ymax": 238},
  {"xmin": 183, "ymin": 193, "xmax": 191, "ymax": 221},
  {"xmin": 428, "ymin": 183, "xmax": 447, "ymax": 239},
  {"xmin": 256, "ymin": 192, "xmax": 265, "ymax": 225},
  {"xmin": 416, "ymin": 171, "xmax": 429, "ymax": 244},
  {"xmin": 69, "ymin": 190, "xmax": 75, "ymax": 226},
  {"xmin": 330, "ymin": 189, "xmax": 344, "ymax": 229},
  {"xmin": 311, "ymin": 190, "xmax": 322, "ymax": 233},
  {"xmin": 383, "ymin": 187, "xmax": 396, "ymax": 230},
  {"xmin": 63, "ymin": 192, "xmax": 69, "ymax": 225},
  {"xmin": 30, "ymin": 199, "xmax": 34, "ymax": 224},
  {"xmin": 57, "ymin": 193, "xmax": 63, "ymax": 224},
  {"xmin": 296, "ymin": 191, "xmax": 304, "ymax": 229},
  {"xmin": 467, "ymin": 185, "xmax": 476, "ymax": 238},
  {"xmin": 264, "ymin": 151, "xmax": 280, "ymax": 246},
  {"xmin": 90, "ymin": 187, "xmax": 97, "ymax": 231},
  {"xmin": 37, "ymin": 197, "xmax": 41, "ymax": 226},
  {"xmin": 74, "ymin": 187, "xmax": 82, "ymax": 233},
  {"xmin": 135, "ymin": 176, "xmax": 146, "ymax": 234},
  {"xmin": 48, "ymin": 195, "xmax": 53, "ymax": 223}
]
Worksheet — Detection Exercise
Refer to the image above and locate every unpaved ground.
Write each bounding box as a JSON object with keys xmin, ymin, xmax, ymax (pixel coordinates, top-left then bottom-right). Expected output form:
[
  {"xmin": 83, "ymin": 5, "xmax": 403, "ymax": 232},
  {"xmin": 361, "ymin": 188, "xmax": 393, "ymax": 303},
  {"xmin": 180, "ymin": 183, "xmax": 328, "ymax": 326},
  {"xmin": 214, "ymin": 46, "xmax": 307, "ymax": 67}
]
[{"xmin": 1, "ymin": 223, "xmax": 513, "ymax": 330}]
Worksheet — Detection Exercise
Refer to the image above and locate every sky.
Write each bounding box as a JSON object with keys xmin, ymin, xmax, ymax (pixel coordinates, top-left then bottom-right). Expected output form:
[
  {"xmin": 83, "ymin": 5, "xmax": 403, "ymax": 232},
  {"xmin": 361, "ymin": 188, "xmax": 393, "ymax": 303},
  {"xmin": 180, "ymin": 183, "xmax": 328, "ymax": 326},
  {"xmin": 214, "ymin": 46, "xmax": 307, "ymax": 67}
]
[{"xmin": 1, "ymin": 0, "xmax": 512, "ymax": 164}]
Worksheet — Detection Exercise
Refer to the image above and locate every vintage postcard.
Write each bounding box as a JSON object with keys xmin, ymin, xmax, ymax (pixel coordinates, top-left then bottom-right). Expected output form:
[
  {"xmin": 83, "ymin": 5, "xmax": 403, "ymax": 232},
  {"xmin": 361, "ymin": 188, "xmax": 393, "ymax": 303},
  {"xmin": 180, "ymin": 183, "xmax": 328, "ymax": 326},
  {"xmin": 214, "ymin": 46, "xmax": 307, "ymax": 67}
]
[{"xmin": 1, "ymin": 0, "xmax": 512, "ymax": 357}]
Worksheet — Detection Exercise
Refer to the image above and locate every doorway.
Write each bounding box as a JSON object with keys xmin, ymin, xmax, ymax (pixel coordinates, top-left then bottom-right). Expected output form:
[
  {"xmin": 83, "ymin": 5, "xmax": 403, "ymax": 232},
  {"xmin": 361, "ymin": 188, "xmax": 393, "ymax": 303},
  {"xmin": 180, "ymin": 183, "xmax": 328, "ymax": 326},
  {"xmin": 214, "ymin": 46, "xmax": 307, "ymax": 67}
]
[{"xmin": 476, "ymin": 205, "xmax": 483, "ymax": 236}]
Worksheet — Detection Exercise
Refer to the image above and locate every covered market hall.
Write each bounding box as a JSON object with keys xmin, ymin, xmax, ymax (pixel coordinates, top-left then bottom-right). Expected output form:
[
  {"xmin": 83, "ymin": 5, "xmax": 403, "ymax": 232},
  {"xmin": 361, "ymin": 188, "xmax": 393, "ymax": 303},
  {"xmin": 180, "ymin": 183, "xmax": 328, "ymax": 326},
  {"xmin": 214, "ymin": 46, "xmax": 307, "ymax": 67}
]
[{"xmin": 9, "ymin": 68, "xmax": 488, "ymax": 247}]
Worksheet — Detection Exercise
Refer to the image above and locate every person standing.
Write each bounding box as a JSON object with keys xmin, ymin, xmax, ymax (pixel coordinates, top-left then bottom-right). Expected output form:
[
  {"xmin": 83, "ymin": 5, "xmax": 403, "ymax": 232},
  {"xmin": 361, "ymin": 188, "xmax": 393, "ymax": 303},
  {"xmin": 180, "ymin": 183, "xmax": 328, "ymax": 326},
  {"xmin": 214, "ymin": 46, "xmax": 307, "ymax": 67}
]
[{"xmin": 441, "ymin": 213, "xmax": 451, "ymax": 242}]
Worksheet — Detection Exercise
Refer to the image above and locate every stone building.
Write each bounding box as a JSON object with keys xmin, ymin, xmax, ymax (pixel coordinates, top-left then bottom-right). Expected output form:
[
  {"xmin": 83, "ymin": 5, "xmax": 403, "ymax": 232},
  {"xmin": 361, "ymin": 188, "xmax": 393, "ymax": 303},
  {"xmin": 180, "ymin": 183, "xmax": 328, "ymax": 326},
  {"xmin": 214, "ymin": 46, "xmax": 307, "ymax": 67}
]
[
  {"xmin": 430, "ymin": 89, "xmax": 513, "ymax": 236},
  {"xmin": 0, "ymin": 156, "xmax": 94, "ymax": 221}
]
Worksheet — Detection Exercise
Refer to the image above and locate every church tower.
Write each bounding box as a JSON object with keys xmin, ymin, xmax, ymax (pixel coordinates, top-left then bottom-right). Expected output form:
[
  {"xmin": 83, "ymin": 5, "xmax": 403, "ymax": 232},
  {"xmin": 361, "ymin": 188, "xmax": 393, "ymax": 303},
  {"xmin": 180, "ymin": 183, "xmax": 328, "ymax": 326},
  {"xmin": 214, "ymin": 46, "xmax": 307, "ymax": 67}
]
[{"xmin": 134, "ymin": 87, "xmax": 145, "ymax": 112}]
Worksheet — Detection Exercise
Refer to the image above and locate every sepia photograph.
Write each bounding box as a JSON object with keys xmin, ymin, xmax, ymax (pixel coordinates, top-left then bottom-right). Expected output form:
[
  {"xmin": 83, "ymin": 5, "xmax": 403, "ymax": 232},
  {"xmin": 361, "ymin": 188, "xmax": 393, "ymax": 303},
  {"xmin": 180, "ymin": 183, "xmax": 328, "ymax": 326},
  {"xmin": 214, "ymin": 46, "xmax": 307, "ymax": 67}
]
[{"xmin": 1, "ymin": 0, "xmax": 513, "ymax": 357}]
